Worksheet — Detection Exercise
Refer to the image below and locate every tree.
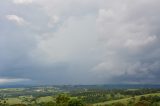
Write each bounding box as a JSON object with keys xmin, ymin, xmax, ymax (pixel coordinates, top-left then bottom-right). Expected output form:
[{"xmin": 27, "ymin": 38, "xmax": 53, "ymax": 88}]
[
  {"xmin": 56, "ymin": 94, "xmax": 70, "ymax": 106},
  {"xmin": 11, "ymin": 104, "xmax": 27, "ymax": 106},
  {"xmin": 112, "ymin": 102, "xmax": 126, "ymax": 106},
  {"xmin": 134, "ymin": 101, "xmax": 150, "ymax": 106},
  {"xmin": 68, "ymin": 98, "xmax": 84, "ymax": 106},
  {"xmin": 39, "ymin": 101, "xmax": 56, "ymax": 106}
]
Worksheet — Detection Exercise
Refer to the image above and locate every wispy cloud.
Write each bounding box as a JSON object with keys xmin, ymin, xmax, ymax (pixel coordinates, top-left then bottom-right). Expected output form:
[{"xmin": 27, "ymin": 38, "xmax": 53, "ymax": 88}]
[
  {"xmin": 48, "ymin": 15, "xmax": 59, "ymax": 28},
  {"xmin": 6, "ymin": 15, "xmax": 28, "ymax": 26},
  {"xmin": 0, "ymin": 78, "xmax": 30, "ymax": 84},
  {"xmin": 13, "ymin": 0, "xmax": 33, "ymax": 4}
]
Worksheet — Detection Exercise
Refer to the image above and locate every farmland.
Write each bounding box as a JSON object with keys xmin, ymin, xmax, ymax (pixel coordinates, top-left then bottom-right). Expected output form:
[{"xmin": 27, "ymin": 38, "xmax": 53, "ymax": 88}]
[{"xmin": 0, "ymin": 85, "xmax": 160, "ymax": 106}]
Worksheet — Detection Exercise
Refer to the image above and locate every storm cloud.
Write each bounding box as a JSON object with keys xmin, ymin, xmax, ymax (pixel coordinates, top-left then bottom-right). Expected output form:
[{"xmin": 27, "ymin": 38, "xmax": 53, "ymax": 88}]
[{"xmin": 0, "ymin": 0, "xmax": 160, "ymax": 85}]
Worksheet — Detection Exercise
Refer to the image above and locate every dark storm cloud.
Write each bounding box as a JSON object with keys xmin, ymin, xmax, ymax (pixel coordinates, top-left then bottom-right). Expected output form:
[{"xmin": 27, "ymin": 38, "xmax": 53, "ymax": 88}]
[
  {"xmin": 0, "ymin": 0, "xmax": 160, "ymax": 84},
  {"xmin": 93, "ymin": 0, "xmax": 160, "ymax": 83}
]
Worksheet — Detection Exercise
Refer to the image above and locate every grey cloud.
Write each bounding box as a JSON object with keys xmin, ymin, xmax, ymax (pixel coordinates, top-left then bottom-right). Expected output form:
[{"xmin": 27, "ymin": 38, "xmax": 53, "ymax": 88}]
[
  {"xmin": 93, "ymin": 0, "xmax": 160, "ymax": 83},
  {"xmin": 0, "ymin": 0, "xmax": 160, "ymax": 85}
]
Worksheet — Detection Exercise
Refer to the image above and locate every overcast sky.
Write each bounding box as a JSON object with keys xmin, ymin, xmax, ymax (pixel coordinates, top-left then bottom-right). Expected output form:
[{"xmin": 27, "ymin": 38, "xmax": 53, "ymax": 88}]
[{"xmin": 0, "ymin": 0, "xmax": 160, "ymax": 85}]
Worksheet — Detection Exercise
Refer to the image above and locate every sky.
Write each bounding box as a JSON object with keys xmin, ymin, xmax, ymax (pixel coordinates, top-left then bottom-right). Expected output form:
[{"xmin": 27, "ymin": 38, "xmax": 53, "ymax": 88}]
[{"xmin": 0, "ymin": 0, "xmax": 160, "ymax": 85}]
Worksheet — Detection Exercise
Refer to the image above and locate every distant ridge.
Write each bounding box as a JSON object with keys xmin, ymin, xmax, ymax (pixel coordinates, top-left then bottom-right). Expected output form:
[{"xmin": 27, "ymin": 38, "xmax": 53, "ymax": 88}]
[{"xmin": 1, "ymin": 84, "xmax": 160, "ymax": 89}]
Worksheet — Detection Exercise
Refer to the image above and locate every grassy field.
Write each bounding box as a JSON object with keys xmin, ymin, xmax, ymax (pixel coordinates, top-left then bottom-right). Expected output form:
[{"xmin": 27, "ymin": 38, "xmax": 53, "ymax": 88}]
[
  {"xmin": 4, "ymin": 98, "xmax": 22, "ymax": 104},
  {"xmin": 0, "ymin": 96, "xmax": 77, "ymax": 104},
  {"xmin": 0, "ymin": 96, "xmax": 54, "ymax": 105},
  {"xmin": 2, "ymin": 93, "xmax": 160, "ymax": 105},
  {"xmin": 37, "ymin": 96, "xmax": 55, "ymax": 103},
  {"xmin": 93, "ymin": 93, "xmax": 160, "ymax": 105}
]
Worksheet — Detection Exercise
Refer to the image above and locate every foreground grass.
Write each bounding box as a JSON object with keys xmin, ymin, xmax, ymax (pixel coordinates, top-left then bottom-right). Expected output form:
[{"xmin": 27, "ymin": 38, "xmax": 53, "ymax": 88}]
[{"xmin": 93, "ymin": 93, "xmax": 160, "ymax": 105}]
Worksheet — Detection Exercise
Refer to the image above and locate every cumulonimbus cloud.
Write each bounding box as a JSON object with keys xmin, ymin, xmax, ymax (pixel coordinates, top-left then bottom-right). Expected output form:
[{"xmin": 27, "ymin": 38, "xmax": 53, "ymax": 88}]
[{"xmin": 1, "ymin": 0, "xmax": 160, "ymax": 84}]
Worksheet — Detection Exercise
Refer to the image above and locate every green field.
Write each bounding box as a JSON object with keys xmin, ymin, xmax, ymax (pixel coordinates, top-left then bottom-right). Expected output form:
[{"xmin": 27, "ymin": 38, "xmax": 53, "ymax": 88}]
[
  {"xmin": 94, "ymin": 93, "xmax": 160, "ymax": 105},
  {"xmin": 0, "ymin": 96, "xmax": 55, "ymax": 104}
]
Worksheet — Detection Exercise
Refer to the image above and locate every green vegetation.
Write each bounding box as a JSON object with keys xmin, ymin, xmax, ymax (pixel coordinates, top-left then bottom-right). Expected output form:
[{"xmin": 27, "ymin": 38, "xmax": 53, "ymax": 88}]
[
  {"xmin": 94, "ymin": 93, "xmax": 160, "ymax": 105},
  {"xmin": 0, "ymin": 86, "xmax": 160, "ymax": 106}
]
